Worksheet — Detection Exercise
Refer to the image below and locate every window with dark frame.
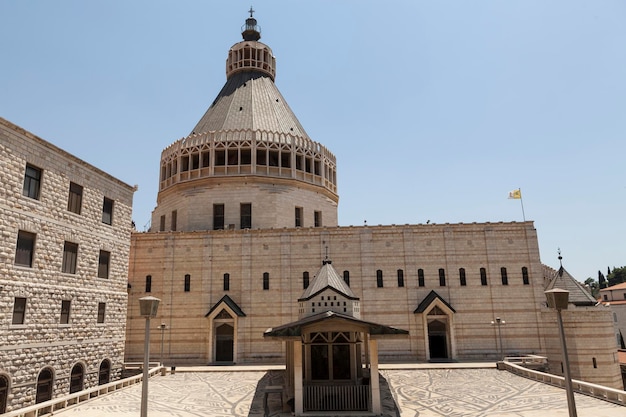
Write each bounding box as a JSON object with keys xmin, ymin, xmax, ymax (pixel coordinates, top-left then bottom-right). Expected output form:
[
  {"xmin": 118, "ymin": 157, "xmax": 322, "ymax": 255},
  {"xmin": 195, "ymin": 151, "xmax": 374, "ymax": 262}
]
[
  {"xmin": 418, "ymin": 269, "xmax": 425, "ymax": 287},
  {"xmin": 67, "ymin": 182, "xmax": 83, "ymax": 214},
  {"xmin": 23, "ymin": 164, "xmax": 42, "ymax": 200},
  {"xmin": 459, "ymin": 268, "xmax": 467, "ymax": 286},
  {"xmin": 97, "ymin": 302, "xmax": 106, "ymax": 323},
  {"xmin": 145, "ymin": 275, "xmax": 152, "ymax": 292},
  {"xmin": 439, "ymin": 268, "xmax": 446, "ymax": 286},
  {"xmin": 501, "ymin": 267, "xmax": 508, "ymax": 285},
  {"xmin": 397, "ymin": 269, "xmax": 404, "ymax": 287},
  {"xmin": 303, "ymin": 271, "xmax": 309, "ymax": 289},
  {"xmin": 223, "ymin": 273, "xmax": 230, "ymax": 291},
  {"xmin": 240, "ymin": 203, "xmax": 252, "ymax": 229},
  {"xmin": 184, "ymin": 274, "xmax": 191, "ymax": 292},
  {"xmin": 102, "ymin": 197, "xmax": 114, "ymax": 225},
  {"xmin": 62, "ymin": 241, "xmax": 78, "ymax": 274},
  {"xmin": 295, "ymin": 207, "xmax": 303, "ymax": 227},
  {"xmin": 60, "ymin": 300, "xmax": 71, "ymax": 324},
  {"xmin": 159, "ymin": 215, "xmax": 166, "ymax": 231},
  {"xmin": 263, "ymin": 272, "xmax": 269, "ymax": 290},
  {"xmin": 480, "ymin": 268, "xmax": 488, "ymax": 286},
  {"xmin": 343, "ymin": 270, "xmax": 350, "ymax": 286},
  {"xmin": 12, "ymin": 297, "xmax": 27, "ymax": 325},
  {"xmin": 171, "ymin": 210, "xmax": 177, "ymax": 231},
  {"xmin": 213, "ymin": 204, "xmax": 225, "ymax": 230},
  {"xmin": 522, "ymin": 267, "xmax": 530, "ymax": 285},
  {"xmin": 314, "ymin": 211, "xmax": 322, "ymax": 227},
  {"xmin": 376, "ymin": 270, "xmax": 383, "ymax": 288},
  {"xmin": 15, "ymin": 230, "xmax": 36, "ymax": 267},
  {"xmin": 97, "ymin": 250, "xmax": 110, "ymax": 279}
]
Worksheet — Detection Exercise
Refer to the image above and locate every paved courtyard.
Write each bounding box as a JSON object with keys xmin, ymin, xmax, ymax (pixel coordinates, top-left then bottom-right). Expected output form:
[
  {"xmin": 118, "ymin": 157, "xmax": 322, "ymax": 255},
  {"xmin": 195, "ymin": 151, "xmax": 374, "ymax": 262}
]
[{"xmin": 54, "ymin": 366, "xmax": 625, "ymax": 417}]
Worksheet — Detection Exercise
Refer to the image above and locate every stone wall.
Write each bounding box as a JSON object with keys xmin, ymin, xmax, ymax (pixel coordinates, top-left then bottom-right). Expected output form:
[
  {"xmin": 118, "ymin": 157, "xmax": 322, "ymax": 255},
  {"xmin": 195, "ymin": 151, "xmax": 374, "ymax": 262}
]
[{"xmin": 0, "ymin": 118, "xmax": 135, "ymax": 411}]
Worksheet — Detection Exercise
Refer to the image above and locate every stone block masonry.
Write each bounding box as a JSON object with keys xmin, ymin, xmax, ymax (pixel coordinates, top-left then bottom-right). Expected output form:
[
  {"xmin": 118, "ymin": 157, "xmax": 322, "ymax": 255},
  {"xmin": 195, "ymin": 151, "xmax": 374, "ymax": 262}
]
[{"xmin": 0, "ymin": 118, "xmax": 135, "ymax": 412}]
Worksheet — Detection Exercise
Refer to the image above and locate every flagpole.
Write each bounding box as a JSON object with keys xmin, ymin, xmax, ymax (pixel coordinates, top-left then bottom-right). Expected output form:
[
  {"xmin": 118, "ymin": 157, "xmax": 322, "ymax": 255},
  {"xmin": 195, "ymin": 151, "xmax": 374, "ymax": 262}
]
[{"xmin": 519, "ymin": 187, "xmax": 526, "ymax": 222}]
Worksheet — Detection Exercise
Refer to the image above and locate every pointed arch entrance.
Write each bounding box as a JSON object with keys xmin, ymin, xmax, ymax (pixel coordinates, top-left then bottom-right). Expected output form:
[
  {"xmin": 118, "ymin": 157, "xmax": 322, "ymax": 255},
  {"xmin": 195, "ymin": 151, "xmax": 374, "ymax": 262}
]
[
  {"xmin": 414, "ymin": 291, "xmax": 456, "ymax": 361},
  {"xmin": 205, "ymin": 295, "xmax": 246, "ymax": 364}
]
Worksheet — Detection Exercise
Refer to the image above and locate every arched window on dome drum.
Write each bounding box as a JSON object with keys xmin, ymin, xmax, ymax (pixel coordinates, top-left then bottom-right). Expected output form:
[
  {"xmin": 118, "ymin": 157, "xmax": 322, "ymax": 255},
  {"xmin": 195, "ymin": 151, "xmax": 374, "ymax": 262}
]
[
  {"xmin": 303, "ymin": 272, "xmax": 309, "ymax": 289},
  {"xmin": 376, "ymin": 270, "xmax": 383, "ymax": 288},
  {"xmin": 343, "ymin": 270, "xmax": 350, "ymax": 286},
  {"xmin": 439, "ymin": 269, "xmax": 446, "ymax": 287},
  {"xmin": 480, "ymin": 268, "xmax": 488, "ymax": 286},
  {"xmin": 459, "ymin": 268, "xmax": 466, "ymax": 286},
  {"xmin": 501, "ymin": 267, "xmax": 508, "ymax": 285},
  {"xmin": 418, "ymin": 269, "xmax": 425, "ymax": 287},
  {"xmin": 522, "ymin": 267, "xmax": 529, "ymax": 285}
]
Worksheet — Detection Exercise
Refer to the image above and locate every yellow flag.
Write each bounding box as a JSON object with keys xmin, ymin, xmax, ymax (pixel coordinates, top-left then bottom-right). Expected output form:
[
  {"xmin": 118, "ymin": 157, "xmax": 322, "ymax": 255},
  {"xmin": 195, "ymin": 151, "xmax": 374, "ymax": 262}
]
[{"xmin": 508, "ymin": 189, "xmax": 521, "ymax": 199}]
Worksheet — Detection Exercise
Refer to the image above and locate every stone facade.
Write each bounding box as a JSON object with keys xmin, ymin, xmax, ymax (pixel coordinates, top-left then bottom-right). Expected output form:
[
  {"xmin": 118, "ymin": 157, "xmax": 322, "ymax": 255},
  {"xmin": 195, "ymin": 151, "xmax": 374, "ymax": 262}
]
[{"xmin": 0, "ymin": 118, "xmax": 135, "ymax": 412}]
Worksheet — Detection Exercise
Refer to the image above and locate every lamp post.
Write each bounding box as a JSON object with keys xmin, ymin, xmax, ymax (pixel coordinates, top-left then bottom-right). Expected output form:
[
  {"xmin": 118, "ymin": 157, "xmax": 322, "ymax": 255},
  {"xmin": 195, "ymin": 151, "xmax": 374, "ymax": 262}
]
[
  {"xmin": 158, "ymin": 322, "xmax": 167, "ymax": 366},
  {"xmin": 490, "ymin": 317, "xmax": 506, "ymax": 359},
  {"xmin": 545, "ymin": 288, "xmax": 577, "ymax": 417},
  {"xmin": 139, "ymin": 296, "xmax": 160, "ymax": 417}
]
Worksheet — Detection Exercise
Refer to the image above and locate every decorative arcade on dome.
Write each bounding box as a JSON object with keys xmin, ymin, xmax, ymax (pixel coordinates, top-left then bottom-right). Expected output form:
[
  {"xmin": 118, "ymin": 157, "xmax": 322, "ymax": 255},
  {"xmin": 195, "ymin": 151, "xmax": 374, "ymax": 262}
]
[{"xmin": 152, "ymin": 12, "xmax": 338, "ymax": 233}]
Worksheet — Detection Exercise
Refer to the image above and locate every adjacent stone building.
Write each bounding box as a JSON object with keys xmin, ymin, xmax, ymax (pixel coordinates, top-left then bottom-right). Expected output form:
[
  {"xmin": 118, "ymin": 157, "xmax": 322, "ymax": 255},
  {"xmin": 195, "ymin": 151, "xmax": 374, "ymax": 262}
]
[
  {"xmin": 0, "ymin": 118, "xmax": 135, "ymax": 412},
  {"xmin": 124, "ymin": 13, "xmax": 623, "ymax": 392}
]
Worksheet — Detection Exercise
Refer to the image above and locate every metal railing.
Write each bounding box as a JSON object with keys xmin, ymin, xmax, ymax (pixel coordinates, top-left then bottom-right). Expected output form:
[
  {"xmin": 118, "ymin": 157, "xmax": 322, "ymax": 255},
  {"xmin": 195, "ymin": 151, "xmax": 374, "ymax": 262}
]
[
  {"xmin": 4, "ymin": 365, "xmax": 164, "ymax": 417},
  {"xmin": 502, "ymin": 359, "xmax": 626, "ymax": 406},
  {"xmin": 304, "ymin": 384, "xmax": 369, "ymax": 412}
]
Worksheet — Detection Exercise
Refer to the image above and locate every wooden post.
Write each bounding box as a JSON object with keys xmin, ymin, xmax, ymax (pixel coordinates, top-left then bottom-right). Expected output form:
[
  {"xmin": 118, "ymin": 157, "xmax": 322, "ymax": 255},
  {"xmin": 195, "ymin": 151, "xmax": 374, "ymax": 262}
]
[
  {"xmin": 293, "ymin": 341, "xmax": 303, "ymax": 415},
  {"xmin": 369, "ymin": 338, "xmax": 381, "ymax": 414}
]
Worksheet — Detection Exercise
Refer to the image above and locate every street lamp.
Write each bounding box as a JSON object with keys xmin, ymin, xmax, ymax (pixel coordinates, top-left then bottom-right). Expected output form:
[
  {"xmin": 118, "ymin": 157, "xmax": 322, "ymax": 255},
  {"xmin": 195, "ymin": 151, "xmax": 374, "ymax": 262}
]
[
  {"xmin": 545, "ymin": 288, "xmax": 577, "ymax": 417},
  {"xmin": 158, "ymin": 322, "xmax": 167, "ymax": 366},
  {"xmin": 490, "ymin": 317, "xmax": 506, "ymax": 360},
  {"xmin": 139, "ymin": 296, "xmax": 160, "ymax": 417}
]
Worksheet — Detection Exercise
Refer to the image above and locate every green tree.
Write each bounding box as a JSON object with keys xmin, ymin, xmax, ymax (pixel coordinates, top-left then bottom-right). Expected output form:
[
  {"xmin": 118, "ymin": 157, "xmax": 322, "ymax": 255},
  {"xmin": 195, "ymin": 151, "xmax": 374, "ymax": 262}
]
[
  {"xmin": 607, "ymin": 266, "xmax": 626, "ymax": 287},
  {"xmin": 598, "ymin": 270, "xmax": 607, "ymax": 289}
]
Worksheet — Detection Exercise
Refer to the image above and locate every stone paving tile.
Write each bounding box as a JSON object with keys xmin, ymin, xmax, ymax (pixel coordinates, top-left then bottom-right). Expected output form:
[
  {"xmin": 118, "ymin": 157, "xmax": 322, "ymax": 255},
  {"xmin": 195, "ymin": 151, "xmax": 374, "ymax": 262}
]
[{"xmin": 54, "ymin": 369, "xmax": 625, "ymax": 417}]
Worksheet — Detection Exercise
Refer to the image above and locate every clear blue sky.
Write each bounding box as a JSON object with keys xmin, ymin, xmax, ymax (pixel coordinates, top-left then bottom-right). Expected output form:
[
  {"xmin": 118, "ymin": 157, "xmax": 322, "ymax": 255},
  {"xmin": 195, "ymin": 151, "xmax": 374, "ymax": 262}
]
[{"xmin": 1, "ymin": 1, "xmax": 624, "ymax": 282}]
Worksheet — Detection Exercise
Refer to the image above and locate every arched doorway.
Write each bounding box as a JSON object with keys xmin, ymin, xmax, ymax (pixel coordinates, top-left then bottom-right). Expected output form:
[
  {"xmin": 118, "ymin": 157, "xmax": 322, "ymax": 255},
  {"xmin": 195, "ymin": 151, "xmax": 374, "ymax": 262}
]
[
  {"xmin": 36, "ymin": 368, "xmax": 54, "ymax": 404},
  {"xmin": 0, "ymin": 374, "xmax": 9, "ymax": 413},
  {"xmin": 428, "ymin": 319, "xmax": 448, "ymax": 359},
  {"xmin": 98, "ymin": 360, "xmax": 110, "ymax": 385},
  {"xmin": 69, "ymin": 364, "xmax": 84, "ymax": 394},
  {"xmin": 215, "ymin": 322, "xmax": 234, "ymax": 362}
]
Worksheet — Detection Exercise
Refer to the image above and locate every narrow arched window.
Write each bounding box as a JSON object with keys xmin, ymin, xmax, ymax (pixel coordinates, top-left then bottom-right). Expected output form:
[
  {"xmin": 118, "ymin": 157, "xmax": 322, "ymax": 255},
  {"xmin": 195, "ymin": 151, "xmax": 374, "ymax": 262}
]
[
  {"xmin": 36, "ymin": 368, "xmax": 54, "ymax": 404},
  {"xmin": 69, "ymin": 363, "xmax": 84, "ymax": 394},
  {"xmin": 397, "ymin": 269, "xmax": 404, "ymax": 287},
  {"xmin": 223, "ymin": 273, "xmax": 230, "ymax": 291},
  {"xmin": 263, "ymin": 272, "xmax": 269, "ymax": 290},
  {"xmin": 303, "ymin": 272, "xmax": 309, "ymax": 289},
  {"xmin": 418, "ymin": 269, "xmax": 425, "ymax": 287},
  {"xmin": 439, "ymin": 268, "xmax": 446, "ymax": 287},
  {"xmin": 480, "ymin": 268, "xmax": 488, "ymax": 286},
  {"xmin": 145, "ymin": 275, "xmax": 152, "ymax": 293},
  {"xmin": 343, "ymin": 270, "xmax": 350, "ymax": 286},
  {"xmin": 501, "ymin": 267, "xmax": 508, "ymax": 285},
  {"xmin": 184, "ymin": 274, "xmax": 191, "ymax": 292},
  {"xmin": 459, "ymin": 268, "xmax": 466, "ymax": 286},
  {"xmin": 522, "ymin": 267, "xmax": 529, "ymax": 285},
  {"xmin": 376, "ymin": 270, "xmax": 383, "ymax": 288}
]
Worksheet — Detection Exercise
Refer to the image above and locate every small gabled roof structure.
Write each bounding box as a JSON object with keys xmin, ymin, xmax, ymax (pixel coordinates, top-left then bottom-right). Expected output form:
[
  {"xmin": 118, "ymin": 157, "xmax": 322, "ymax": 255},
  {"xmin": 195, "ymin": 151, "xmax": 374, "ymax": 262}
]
[
  {"xmin": 545, "ymin": 266, "xmax": 597, "ymax": 306},
  {"xmin": 263, "ymin": 310, "xmax": 408, "ymax": 338},
  {"xmin": 414, "ymin": 290, "xmax": 456, "ymax": 314},
  {"xmin": 298, "ymin": 260, "xmax": 358, "ymax": 301},
  {"xmin": 204, "ymin": 295, "xmax": 246, "ymax": 317}
]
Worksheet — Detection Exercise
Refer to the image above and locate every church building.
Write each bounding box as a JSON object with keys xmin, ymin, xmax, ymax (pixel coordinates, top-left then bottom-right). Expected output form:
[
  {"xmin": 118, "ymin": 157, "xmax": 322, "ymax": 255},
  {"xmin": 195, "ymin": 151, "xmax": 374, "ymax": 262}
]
[{"xmin": 124, "ymin": 12, "xmax": 623, "ymax": 394}]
